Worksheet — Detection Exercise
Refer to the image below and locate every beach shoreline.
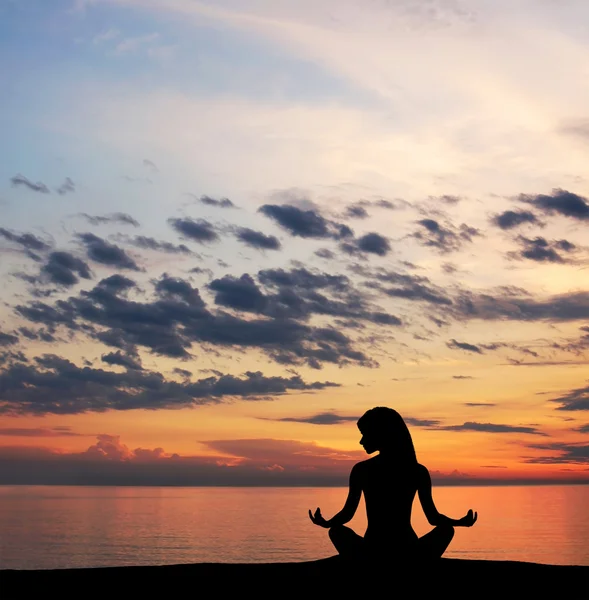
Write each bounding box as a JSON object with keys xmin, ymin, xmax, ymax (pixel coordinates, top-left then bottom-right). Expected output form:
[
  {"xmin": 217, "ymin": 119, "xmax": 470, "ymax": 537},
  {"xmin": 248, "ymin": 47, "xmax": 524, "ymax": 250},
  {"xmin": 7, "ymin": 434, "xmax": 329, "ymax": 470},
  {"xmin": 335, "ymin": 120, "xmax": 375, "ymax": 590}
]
[{"xmin": 2, "ymin": 557, "xmax": 588, "ymax": 597}]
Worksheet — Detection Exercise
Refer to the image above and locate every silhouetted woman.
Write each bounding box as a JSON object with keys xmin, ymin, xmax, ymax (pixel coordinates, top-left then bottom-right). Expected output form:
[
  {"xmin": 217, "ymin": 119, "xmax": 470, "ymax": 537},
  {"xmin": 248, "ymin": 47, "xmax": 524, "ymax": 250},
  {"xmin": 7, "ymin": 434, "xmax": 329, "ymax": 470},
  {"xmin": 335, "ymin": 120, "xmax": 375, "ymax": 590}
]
[{"xmin": 309, "ymin": 407, "xmax": 477, "ymax": 562}]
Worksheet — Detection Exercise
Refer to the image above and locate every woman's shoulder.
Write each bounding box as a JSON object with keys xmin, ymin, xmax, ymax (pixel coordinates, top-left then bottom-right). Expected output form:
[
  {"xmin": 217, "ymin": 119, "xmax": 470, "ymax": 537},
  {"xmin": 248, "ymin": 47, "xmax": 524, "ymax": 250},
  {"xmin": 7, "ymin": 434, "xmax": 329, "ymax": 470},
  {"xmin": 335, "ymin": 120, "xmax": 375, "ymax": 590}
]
[{"xmin": 415, "ymin": 462, "xmax": 431, "ymax": 481}]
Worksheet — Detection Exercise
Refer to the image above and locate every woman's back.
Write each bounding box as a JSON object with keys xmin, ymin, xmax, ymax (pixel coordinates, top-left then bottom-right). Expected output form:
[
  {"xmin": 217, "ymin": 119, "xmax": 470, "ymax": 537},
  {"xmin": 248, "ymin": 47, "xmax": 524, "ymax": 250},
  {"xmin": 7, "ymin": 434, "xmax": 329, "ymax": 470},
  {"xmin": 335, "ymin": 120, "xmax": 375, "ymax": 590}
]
[{"xmin": 359, "ymin": 455, "xmax": 421, "ymax": 547}]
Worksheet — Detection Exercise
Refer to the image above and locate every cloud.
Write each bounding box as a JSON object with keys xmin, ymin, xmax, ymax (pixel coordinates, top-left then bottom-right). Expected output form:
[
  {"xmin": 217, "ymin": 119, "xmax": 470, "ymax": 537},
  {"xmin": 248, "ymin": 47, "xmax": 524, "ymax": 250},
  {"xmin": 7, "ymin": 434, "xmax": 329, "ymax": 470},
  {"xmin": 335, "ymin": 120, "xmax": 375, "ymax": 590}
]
[
  {"xmin": 453, "ymin": 375, "xmax": 474, "ymax": 380},
  {"xmin": 10, "ymin": 174, "xmax": 50, "ymax": 194},
  {"xmin": 268, "ymin": 412, "xmax": 359, "ymax": 425},
  {"xmin": 452, "ymin": 289, "xmax": 589, "ymax": 323},
  {"xmin": 40, "ymin": 251, "xmax": 92, "ymax": 287},
  {"xmin": 101, "ymin": 350, "xmax": 143, "ymax": 371},
  {"xmin": 77, "ymin": 233, "xmax": 140, "ymax": 270},
  {"xmin": 56, "ymin": 177, "xmax": 75, "ymax": 195},
  {"xmin": 143, "ymin": 159, "xmax": 158, "ymax": 173},
  {"xmin": 437, "ymin": 422, "xmax": 546, "ymax": 435},
  {"xmin": 168, "ymin": 217, "xmax": 220, "ymax": 243},
  {"xmin": 259, "ymin": 204, "xmax": 352, "ymax": 240},
  {"xmin": 491, "ymin": 210, "xmax": 541, "ymax": 230},
  {"xmin": 524, "ymin": 442, "xmax": 589, "ymax": 464},
  {"xmin": 14, "ymin": 270, "xmax": 386, "ymax": 368},
  {"xmin": 0, "ymin": 354, "xmax": 338, "ymax": 415},
  {"xmin": 436, "ymin": 195, "xmax": 462, "ymax": 205},
  {"xmin": 552, "ymin": 384, "xmax": 589, "ymax": 411},
  {"xmin": 234, "ymin": 227, "xmax": 281, "ymax": 250},
  {"xmin": 342, "ymin": 232, "xmax": 391, "ymax": 257},
  {"xmin": 0, "ymin": 331, "xmax": 19, "ymax": 347},
  {"xmin": 79, "ymin": 213, "xmax": 140, "ymax": 227},
  {"xmin": 576, "ymin": 424, "xmax": 589, "ymax": 434},
  {"xmin": 344, "ymin": 204, "xmax": 369, "ymax": 219},
  {"xmin": 0, "ymin": 427, "xmax": 83, "ymax": 437},
  {"xmin": 446, "ymin": 339, "xmax": 483, "ymax": 354},
  {"xmin": 508, "ymin": 236, "xmax": 578, "ymax": 264},
  {"xmin": 315, "ymin": 248, "xmax": 335, "ymax": 259},
  {"xmin": 464, "ymin": 402, "xmax": 495, "ymax": 407},
  {"xmin": 412, "ymin": 219, "xmax": 480, "ymax": 253},
  {"xmin": 117, "ymin": 235, "xmax": 193, "ymax": 255},
  {"xmin": 0, "ymin": 228, "xmax": 51, "ymax": 258},
  {"xmin": 519, "ymin": 189, "xmax": 589, "ymax": 221},
  {"xmin": 0, "ymin": 436, "xmax": 366, "ymax": 486},
  {"xmin": 198, "ymin": 195, "xmax": 235, "ymax": 208},
  {"xmin": 352, "ymin": 266, "xmax": 452, "ymax": 307}
]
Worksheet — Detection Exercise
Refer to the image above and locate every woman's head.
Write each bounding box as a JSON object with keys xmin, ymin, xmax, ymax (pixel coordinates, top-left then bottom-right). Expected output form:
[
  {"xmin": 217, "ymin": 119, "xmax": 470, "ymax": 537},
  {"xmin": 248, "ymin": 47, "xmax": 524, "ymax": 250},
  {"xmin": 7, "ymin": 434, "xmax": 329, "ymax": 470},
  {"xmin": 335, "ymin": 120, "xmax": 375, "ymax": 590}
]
[{"xmin": 357, "ymin": 407, "xmax": 417, "ymax": 463}]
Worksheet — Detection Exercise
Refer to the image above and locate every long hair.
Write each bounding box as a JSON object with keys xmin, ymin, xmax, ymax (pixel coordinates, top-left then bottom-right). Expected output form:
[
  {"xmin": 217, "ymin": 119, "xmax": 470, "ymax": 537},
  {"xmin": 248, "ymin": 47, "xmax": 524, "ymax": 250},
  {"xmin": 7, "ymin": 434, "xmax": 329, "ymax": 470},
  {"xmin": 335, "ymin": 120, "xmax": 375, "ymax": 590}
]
[{"xmin": 357, "ymin": 407, "xmax": 417, "ymax": 465}]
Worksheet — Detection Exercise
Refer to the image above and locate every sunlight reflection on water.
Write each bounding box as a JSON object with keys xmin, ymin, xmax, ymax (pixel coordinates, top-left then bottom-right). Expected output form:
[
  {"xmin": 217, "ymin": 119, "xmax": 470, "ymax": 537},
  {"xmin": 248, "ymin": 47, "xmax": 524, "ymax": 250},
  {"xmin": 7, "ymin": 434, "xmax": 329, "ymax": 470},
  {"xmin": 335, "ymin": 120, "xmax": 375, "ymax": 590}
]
[{"xmin": 0, "ymin": 485, "xmax": 587, "ymax": 569}]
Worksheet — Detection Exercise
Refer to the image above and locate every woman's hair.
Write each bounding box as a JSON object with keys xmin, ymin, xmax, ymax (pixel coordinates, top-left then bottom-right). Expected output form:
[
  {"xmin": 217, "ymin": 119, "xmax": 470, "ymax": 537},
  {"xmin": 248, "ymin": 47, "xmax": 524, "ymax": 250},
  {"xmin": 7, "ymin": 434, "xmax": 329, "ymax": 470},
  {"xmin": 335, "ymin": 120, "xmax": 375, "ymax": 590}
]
[{"xmin": 357, "ymin": 406, "xmax": 417, "ymax": 465}]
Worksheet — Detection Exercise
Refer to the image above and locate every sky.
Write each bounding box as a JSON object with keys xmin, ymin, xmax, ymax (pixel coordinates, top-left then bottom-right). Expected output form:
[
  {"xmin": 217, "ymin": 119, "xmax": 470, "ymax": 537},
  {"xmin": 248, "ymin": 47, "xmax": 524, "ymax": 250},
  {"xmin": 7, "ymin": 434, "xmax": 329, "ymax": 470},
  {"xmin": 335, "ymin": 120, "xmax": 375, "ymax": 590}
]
[{"xmin": 1, "ymin": 0, "xmax": 589, "ymax": 486}]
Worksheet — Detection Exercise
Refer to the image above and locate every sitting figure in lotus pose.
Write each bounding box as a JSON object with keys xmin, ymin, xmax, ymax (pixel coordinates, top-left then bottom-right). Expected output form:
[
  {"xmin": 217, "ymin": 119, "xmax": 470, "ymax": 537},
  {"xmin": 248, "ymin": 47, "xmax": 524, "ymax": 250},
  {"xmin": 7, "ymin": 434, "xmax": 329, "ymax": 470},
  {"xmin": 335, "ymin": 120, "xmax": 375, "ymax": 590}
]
[{"xmin": 309, "ymin": 407, "xmax": 477, "ymax": 562}]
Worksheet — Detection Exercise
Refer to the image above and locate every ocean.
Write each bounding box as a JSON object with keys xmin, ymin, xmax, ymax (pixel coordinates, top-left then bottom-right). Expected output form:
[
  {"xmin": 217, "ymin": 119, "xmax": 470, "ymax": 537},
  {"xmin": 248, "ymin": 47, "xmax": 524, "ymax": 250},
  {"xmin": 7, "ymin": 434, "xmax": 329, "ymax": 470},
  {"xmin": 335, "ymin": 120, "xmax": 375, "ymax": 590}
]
[{"xmin": 0, "ymin": 485, "xmax": 588, "ymax": 570}]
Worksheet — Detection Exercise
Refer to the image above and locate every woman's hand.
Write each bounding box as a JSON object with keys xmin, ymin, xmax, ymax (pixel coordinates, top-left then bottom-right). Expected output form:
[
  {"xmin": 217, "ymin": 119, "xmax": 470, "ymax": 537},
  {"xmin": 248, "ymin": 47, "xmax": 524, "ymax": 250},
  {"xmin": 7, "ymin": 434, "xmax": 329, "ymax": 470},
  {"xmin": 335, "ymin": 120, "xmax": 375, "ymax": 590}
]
[
  {"xmin": 457, "ymin": 509, "xmax": 478, "ymax": 527},
  {"xmin": 308, "ymin": 507, "xmax": 330, "ymax": 528}
]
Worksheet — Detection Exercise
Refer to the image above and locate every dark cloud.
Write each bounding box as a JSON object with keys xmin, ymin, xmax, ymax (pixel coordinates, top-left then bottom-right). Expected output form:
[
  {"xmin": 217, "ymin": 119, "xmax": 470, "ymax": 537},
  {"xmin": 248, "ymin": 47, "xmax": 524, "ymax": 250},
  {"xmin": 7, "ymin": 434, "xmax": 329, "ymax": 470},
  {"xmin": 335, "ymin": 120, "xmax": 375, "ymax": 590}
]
[
  {"xmin": 552, "ymin": 384, "xmax": 589, "ymax": 411},
  {"xmin": 270, "ymin": 412, "xmax": 359, "ymax": 425},
  {"xmin": 0, "ymin": 227, "xmax": 51, "ymax": 257},
  {"xmin": 41, "ymin": 251, "xmax": 92, "ymax": 286},
  {"xmin": 118, "ymin": 235, "xmax": 192, "ymax": 255},
  {"xmin": 168, "ymin": 218, "xmax": 220, "ymax": 243},
  {"xmin": 464, "ymin": 402, "xmax": 495, "ymax": 406},
  {"xmin": 173, "ymin": 367, "xmax": 192, "ymax": 378},
  {"xmin": 0, "ymin": 331, "xmax": 19, "ymax": 346},
  {"xmin": 452, "ymin": 289, "xmax": 589, "ymax": 323},
  {"xmin": 0, "ymin": 355, "xmax": 338, "ymax": 415},
  {"xmin": 79, "ymin": 213, "xmax": 140, "ymax": 227},
  {"xmin": 438, "ymin": 422, "xmax": 546, "ymax": 435},
  {"xmin": 77, "ymin": 233, "xmax": 140, "ymax": 270},
  {"xmin": 209, "ymin": 274, "xmax": 268, "ymax": 313},
  {"xmin": 508, "ymin": 236, "xmax": 577, "ymax": 264},
  {"xmin": 344, "ymin": 205, "xmax": 369, "ymax": 219},
  {"xmin": 491, "ymin": 210, "xmax": 541, "ymax": 230},
  {"xmin": 453, "ymin": 375, "xmax": 474, "ymax": 380},
  {"xmin": 519, "ymin": 189, "xmax": 589, "ymax": 221},
  {"xmin": 198, "ymin": 195, "xmax": 235, "ymax": 208},
  {"xmin": 314, "ymin": 248, "xmax": 335, "ymax": 260},
  {"xmin": 234, "ymin": 228, "xmax": 281, "ymax": 251},
  {"xmin": 14, "ymin": 271, "xmax": 382, "ymax": 368},
  {"xmin": 101, "ymin": 350, "xmax": 143, "ymax": 371},
  {"xmin": 10, "ymin": 174, "xmax": 50, "ymax": 194},
  {"xmin": 351, "ymin": 232, "xmax": 391, "ymax": 257},
  {"xmin": 447, "ymin": 339, "xmax": 484, "ymax": 354},
  {"xmin": 259, "ymin": 204, "xmax": 352, "ymax": 240},
  {"xmin": 404, "ymin": 417, "xmax": 441, "ymax": 427},
  {"xmin": 0, "ymin": 427, "xmax": 83, "ymax": 437},
  {"xmin": 524, "ymin": 442, "xmax": 589, "ymax": 464},
  {"xmin": 56, "ymin": 177, "xmax": 75, "ymax": 195},
  {"xmin": 412, "ymin": 219, "xmax": 480, "ymax": 253},
  {"xmin": 18, "ymin": 327, "xmax": 56, "ymax": 343},
  {"xmin": 265, "ymin": 412, "xmax": 440, "ymax": 427},
  {"xmin": 350, "ymin": 265, "xmax": 453, "ymax": 307}
]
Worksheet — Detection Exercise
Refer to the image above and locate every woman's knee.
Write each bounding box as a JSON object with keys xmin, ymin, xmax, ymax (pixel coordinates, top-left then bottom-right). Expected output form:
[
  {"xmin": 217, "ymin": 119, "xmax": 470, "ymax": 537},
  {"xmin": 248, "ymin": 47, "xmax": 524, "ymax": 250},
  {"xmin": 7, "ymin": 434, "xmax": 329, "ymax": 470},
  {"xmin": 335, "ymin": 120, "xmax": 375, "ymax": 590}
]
[
  {"xmin": 439, "ymin": 523, "xmax": 455, "ymax": 542},
  {"xmin": 328, "ymin": 524, "xmax": 348, "ymax": 543}
]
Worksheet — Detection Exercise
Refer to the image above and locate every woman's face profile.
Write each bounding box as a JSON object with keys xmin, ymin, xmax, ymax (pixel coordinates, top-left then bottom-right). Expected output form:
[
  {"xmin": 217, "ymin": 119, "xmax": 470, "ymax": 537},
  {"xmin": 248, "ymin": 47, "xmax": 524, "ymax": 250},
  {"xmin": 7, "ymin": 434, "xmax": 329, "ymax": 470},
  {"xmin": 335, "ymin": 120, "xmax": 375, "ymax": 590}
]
[{"xmin": 358, "ymin": 427, "xmax": 380, "ymax": 454}]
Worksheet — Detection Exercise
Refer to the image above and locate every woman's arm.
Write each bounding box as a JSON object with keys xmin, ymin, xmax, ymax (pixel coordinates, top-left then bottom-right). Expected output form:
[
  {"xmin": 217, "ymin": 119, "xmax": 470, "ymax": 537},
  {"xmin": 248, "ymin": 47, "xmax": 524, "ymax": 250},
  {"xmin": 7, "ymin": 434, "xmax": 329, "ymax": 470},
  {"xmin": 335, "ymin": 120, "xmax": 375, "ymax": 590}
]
[
  {"xmin": 417, "ymin": 464, "xmax": 477, "ymax": 527},
  {"xmin": 309, "ymin": 464, "xmax": 363, "ymax": 528}
]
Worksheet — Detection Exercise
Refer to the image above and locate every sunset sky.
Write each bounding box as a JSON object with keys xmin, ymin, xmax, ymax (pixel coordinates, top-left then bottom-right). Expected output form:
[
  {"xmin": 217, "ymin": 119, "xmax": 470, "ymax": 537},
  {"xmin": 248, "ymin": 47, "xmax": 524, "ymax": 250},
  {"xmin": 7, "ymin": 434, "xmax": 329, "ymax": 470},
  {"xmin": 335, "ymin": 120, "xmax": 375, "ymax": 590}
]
[{"xmin": 1, "ymin": 0, "xmax": 589, "ymax": 486}]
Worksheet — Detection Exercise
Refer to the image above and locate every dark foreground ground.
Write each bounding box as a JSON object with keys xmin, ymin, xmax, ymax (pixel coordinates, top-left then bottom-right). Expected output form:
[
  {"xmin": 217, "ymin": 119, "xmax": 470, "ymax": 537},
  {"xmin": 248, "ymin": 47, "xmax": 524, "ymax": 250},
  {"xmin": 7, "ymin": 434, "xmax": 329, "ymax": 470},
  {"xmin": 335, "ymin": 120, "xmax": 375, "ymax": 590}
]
[{"xmin": 2, "ymin": 557, "xmax": 588, "ymax": 597}]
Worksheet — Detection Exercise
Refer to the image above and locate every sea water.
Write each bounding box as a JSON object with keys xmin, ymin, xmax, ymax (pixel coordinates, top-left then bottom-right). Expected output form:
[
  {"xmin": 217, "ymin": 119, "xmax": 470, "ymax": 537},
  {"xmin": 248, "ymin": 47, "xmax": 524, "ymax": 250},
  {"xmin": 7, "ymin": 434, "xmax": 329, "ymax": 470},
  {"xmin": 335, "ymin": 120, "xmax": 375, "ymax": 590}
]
[{"xmin": 0, "ymin": 485, "xmax": 588, "ymax": 569}]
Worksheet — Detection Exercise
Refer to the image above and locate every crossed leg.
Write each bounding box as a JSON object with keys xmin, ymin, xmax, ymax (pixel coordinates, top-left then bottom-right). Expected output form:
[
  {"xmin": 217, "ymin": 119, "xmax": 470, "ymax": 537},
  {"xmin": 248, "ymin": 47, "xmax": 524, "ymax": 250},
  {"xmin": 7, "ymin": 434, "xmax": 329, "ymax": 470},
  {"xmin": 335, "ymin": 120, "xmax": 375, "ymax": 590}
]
[
  {"xmin": 329, "ymin": 523, "xmax": 454, "ymax": 562},
  {"xmin": 416, "ymin": 524, "xmax": 455, "ymax": 560}
]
